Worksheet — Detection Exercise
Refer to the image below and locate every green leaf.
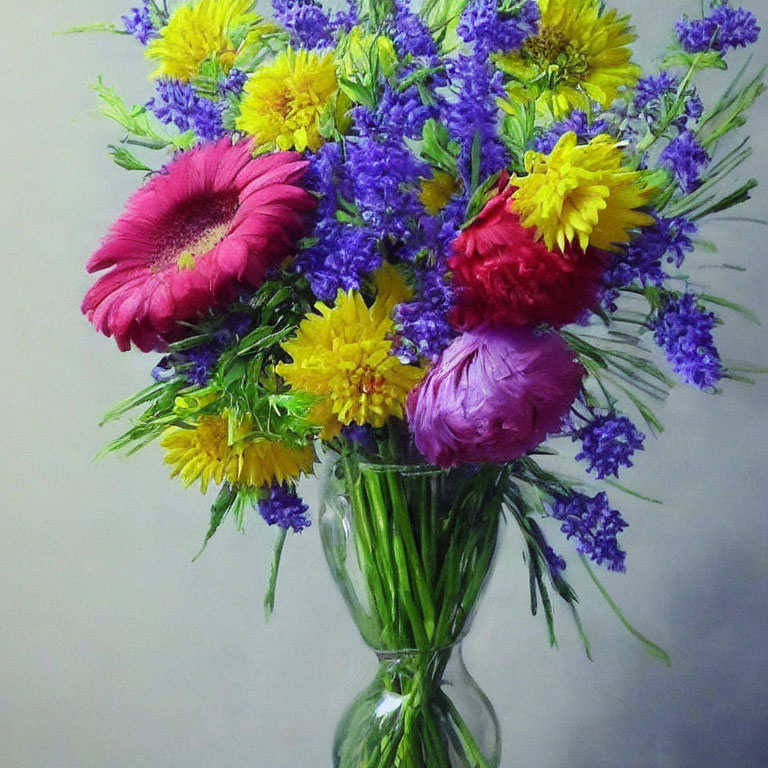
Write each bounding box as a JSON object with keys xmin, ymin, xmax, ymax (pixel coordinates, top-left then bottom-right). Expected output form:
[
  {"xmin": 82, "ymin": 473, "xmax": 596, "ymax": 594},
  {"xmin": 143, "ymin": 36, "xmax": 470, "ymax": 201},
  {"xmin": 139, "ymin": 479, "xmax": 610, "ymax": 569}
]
[
  {"xmin": 264, "ymin": 528, "xmax": 288, "ymax": 620},
  {"xmin": 612, "ymin": 382, "xmax": 665, "ymax": 436},
  {"xmin": 193, "ymin": 484, "xmax": 238, "ymax": 562},
  {"xmin": 692, "ymin": 179, "xmax": 759, "ymax": 220},
  {"xmin": 99, "ymin": 381, "xmax": 172, "ymax": 426},
  {"xmin": 698, "ymin": 293, "xmax": 762, "ymax": 325},
  {"xmin": 661, "ymin": 48, "xmax": 726, "ymax": 72},
  {"xmin": 107, "ymin": 144, "xmax": 153, "ymax": 172},
  {"xmin": 469, "ymin": 131, "xmax": 482, "ymax": 193},
  {"xmin": 91, "ymin": 77, "xmax": 196, "ymax": 152},
  {"xmin": 338, "ymin": 77, "xmax": 375, "ymax": 108},
  {"xmin": 567, "ymin": 603, "xmax": 593, "ymax": 661},
  {"xmin": 581, "ymin": 558, "xmax": 671, "ymax": 667},
  {"xmin": 603, "ymin": 480, "xmax": 663, "ymax": 505},
  {"xmin": 421, "ymin": 0, "xmax": 469, "ymax": 51},
  {"xmin": 420, "ymin": 118, "xmax": 459, "ymax": 174},
  {"xmin": 698, "ymin": 67, "xmax": 766, "ymax": 147},
  {"xmin": 723, "ymin": 360, "xmax": 768, "ymax": 374},
  {"xmin": 56, "ymin": 22, "xmax": 127, "ymax": 36}
]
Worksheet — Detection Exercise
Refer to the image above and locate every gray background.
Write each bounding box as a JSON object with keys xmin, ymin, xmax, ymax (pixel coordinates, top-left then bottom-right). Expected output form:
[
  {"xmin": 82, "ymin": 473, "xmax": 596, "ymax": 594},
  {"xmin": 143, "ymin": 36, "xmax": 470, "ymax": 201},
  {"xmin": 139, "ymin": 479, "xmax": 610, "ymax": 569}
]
[{"xmin": 1, "ymin": 1, "xmax": 767, "ymax": 766}]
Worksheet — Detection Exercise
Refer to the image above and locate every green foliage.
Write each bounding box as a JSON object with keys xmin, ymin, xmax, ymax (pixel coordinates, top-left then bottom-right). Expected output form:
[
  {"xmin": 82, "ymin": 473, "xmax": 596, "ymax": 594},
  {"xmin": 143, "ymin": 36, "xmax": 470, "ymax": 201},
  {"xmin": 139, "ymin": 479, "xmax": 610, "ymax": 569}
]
[
  {"xmin": 562, "ymin": 330, "xmax": 673, "ymax": 434},
  {"xmin": 661, "ymin": 48, "xmax": 727, "ymax": 73},
  {"xmin": 581, "ymin": 559, "xmax": 671, "ymax": 666},
  {"xmin": 421, "ymin": 0, "xmax": 469, "ymax": 51},
  {"xmin": 264, "ymin": 528, "xmax": 288, "ymax": 619},
  {"xmin": 98, "ymin": 273, "xmax": 321, "ymax": 465},
  {"xmin": 500, "ymin": 102, "xmax": 537, "ymax": 171},
  {"xmin": 697, "ymin": 64, "xmax": 766, "ymax": 149},
  {"xmin": 57, "ymin": 23, "xmax": 128, "ymax": 36},
  {"xmin": 91, "ymin": 77, "xmax": 196, "ymax": 153},
  {"xmin": 107, "ymin": 144, "xmax": 153, "ymax": 172},
  {"xmin": 419, "ymin": 118, "xmax": 460, "ymax": 175},
  {"xmin": 193, "ymin": 484, "xmax": 240, "ymax": 561}
]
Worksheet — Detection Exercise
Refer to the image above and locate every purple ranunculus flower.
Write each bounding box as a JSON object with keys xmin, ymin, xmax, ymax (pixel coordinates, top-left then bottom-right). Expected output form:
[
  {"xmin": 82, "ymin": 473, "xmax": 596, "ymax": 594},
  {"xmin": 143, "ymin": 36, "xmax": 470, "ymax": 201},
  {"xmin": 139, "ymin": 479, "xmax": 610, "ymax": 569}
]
[{"xmin": 406, "ymin": 326, "xmax": 584, "ymax": 467}]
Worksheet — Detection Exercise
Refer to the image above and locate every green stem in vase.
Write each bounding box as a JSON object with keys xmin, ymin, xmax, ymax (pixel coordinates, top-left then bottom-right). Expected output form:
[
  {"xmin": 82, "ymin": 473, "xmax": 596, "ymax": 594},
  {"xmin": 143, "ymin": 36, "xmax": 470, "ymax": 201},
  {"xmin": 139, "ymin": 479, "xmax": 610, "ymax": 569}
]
[{"xmin": 384, "ymin": 471, "xmax": 437, "ymax": 644}]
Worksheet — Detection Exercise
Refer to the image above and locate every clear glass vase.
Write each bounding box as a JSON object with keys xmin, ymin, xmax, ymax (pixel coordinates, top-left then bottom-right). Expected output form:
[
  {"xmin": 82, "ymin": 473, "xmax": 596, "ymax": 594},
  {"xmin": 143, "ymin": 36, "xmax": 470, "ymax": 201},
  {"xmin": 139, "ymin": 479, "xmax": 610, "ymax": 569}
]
[{"xmin": 319, "ymin": 455, "xmax": 505, "ymax": 768}]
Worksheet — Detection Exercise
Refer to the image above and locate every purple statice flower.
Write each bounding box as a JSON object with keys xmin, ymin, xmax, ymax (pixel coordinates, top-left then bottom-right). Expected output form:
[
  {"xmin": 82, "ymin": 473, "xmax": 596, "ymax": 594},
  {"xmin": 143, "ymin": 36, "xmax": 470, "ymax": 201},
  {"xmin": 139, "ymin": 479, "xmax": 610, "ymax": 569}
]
[
  {"xmin": 298, "ymin": 222, "xmax": 382, "ymax": 300},
  {"xmin": 220, "ymin": 68, "xmax": 248, "ymax": 97},
  {"xmin": 544, "ymin": 545, "xmax": 567, "ymax": 580},
  {"xmin": 458, "ymin": 0, "xmax": 539, "ymax": 61},
  {"xmin": 192, "ymin": 98, "xmax": 226, "ymax": 142},
  {"xmin": 183, "ymin": 346, "xmax": 222, "ymax": 386},
  {"xmin": 348, "ymin": 141, "xmax": 426, "ymax": 239},
  {"xmin": 345, "ymin": 103, "xmax": 428, "ymax": 241},
  {"xmin": 151, "ymin": 355, "xmax": 177, "ymax": 383},
  {"xmin": 341, "ymin": 424, "xmax": 376, "ymax": 452},
  {"xmin": 305, "ymin": 141, "xmax": 348, "ymax": 217},
  {"xmin": 634, "ymin": 71, "xmax": 679, "ymax": 111},
  {"xmin": 633, "ymin": 71, "xmax": 704, "ymax": 131},
  {"xmin": 573, "ymin": 410, "xmax": 645, "ymax": 479},
  {"xmin": 295, "ymin": 144, "xmax": 382, "ymax": 299},
  {"xmin": 444, "ymin": 55, "xmax": 508, "ymax": 188},
  {"xmin": 437, "ymin": 196, "xmax": 470, "ymax": 252},
  {"xmin": 376, "ymin": 84, "xmax": 439, "ymax": 142},
  {"xmin": 258, "ymin": 485, "xmax": 311, "ymax": 533},
  {"xmin": 152, "ymin": 312, "xmax": 255, "ymax": 386},
  {"xmin": 150, "ymin": 350, "xmax": 218, "ymax": 386},
  {"xmin": 649, "ymin": 293, "xmax": 723, "ymax": 391},
  {"xmin": 392, "ymin": 0, "xmax": 440, "ymax": 59},
  {"xmin": 272, "ymin": 0, "xmax": 335, "ymax": 49},
  {"xmin": 676, "ymin": 1, "xmax": 760, "ymax": 54},
  {"xmin": 331, "ymin": 0, "xmax": 358, "ymax": 33},
  {"xmin": 685, "ymin": 93, "xmax": 704, "ymax": 121},
  {"xmin": 393, "ymin": 261, "xmax": 456, "ymax": 362},
  {"xmin": 147, "ymin": 79, "xmax": 199, "ymax": 132},
  {"xmin": 148, "ymin": 80, "xmax": 228, "ymax": 141},
  {"xmin": 122, "ymin": 1, "xmax": 157, "ymax": 45},
  {"xmin": 550, "ymin": 491, "xmax": 628, "ymax": 572},
  {"xmin": 660, "ymin": 130, "xmax": 711, "ymax": 193},
  {"xmin": 535, "ymin": 110, "xmax": 609, "ymax": 154},
  {"xmin": 604, "ymin": 215, "xmax": 697, "ymax": 293}
]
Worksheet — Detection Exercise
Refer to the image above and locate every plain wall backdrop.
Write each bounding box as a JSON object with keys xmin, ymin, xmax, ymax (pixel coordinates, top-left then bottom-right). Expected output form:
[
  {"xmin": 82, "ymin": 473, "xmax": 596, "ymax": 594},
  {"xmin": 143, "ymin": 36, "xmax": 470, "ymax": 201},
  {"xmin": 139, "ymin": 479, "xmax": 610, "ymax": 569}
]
[{"xmin": 1, "ymin": 1, "xmax": 767, "ymax": 766}]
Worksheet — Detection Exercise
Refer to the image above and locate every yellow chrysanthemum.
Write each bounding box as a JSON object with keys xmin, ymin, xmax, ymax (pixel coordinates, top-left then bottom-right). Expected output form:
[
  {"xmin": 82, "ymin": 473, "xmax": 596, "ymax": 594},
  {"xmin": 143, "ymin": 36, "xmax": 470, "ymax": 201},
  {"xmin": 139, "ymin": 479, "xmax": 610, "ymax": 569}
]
[
  {"xmin": 510, "ymin": 132, "xmax": 655, "ymax": 253},
  {"xmin": 276, "ymin": 264, "xmax": 423, "ymax": 438},
  {"xmin": 161, "ymin": 413, "xmax": 314, "ymax": 493},
  {"xmin": 420, "ymin": 171, "xmax": 461, "ymax": 215},
  {"xmin": 236, "ymin": 49, "xmax": 341, "ymax": 152},
  {"xmin": 145, "ymin": 0, "xmax": 265, "ymax": 82},
  {"xmin": 496, "ymin": 0, "xmax": 641, "ymax": 117}
]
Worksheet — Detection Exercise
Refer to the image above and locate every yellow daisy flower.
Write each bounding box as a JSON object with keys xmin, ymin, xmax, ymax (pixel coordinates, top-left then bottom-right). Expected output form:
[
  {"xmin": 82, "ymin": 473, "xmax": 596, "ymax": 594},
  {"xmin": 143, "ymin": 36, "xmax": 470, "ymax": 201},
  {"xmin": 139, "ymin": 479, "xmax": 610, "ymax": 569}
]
[
  {"xmin": 496, "ymin": 0, "xmax": 641, "ymax": 117},
  {"xmin": 276, "ymin": 264, "xmax": 424, "ymax": 438},
  {"xmin": 236, "ymin": 49, "xmax": 342, "ymax": 152},
  {"xmin": 162, "ymin": 412, "xmax": 315, "ymax": 493},
  {"xmin": 420, "ymin": 171, "xmax": 461, "ymax": 215},
  {"xmin": 510, "ymin": 132, "xmax": 656, "ymax": 253},
  {"xmin": 145, "ymin": 0, "xmax": 266, "ymax": 82}
]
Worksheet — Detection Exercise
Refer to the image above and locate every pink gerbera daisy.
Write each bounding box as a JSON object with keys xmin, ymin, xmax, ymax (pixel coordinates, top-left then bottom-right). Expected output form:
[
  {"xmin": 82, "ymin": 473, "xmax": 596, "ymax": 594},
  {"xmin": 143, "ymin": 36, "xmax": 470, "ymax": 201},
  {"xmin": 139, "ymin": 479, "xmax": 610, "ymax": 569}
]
[{"xmin": 82, "ymin": 139, "xmax": 315, "ymax": 351}]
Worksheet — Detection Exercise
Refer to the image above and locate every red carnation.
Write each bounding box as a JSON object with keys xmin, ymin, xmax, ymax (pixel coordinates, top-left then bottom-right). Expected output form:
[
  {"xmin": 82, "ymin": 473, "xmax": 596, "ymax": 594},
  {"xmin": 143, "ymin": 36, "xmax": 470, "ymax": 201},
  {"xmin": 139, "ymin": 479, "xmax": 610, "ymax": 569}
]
[{"xmin": 448, "ymin": 184, "xmax": 607, "ymax": 330}]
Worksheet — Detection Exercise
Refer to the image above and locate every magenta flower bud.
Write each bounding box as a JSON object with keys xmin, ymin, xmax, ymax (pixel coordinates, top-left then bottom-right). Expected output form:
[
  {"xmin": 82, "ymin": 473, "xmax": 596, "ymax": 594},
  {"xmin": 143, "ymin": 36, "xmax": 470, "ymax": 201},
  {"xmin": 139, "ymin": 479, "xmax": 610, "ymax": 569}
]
[{"xmin": 406, "ymin": 326, "xmax": 584, "ymax": 467}]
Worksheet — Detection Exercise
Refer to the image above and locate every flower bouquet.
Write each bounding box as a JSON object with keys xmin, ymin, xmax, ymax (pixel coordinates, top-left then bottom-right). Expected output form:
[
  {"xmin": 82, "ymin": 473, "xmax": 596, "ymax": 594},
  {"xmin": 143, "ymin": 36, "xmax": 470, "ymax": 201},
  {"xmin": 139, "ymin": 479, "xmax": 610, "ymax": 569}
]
[{"xmin": 73, "ymin": 0, "xmax": 764, "ymax": 765}]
